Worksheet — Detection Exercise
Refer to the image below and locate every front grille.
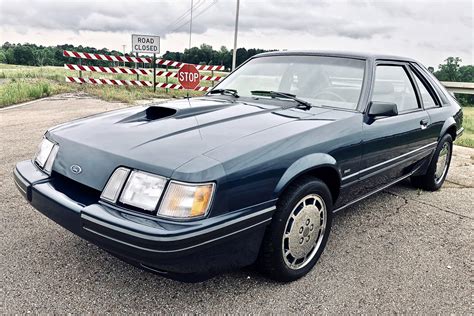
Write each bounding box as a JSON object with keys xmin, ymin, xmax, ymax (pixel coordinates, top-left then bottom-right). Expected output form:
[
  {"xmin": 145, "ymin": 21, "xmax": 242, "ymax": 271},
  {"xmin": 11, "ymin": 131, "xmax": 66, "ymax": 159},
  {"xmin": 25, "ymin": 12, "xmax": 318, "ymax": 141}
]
[{"xmin": 50, "ymin": 171, "xmax": 101, "ymax": 206}]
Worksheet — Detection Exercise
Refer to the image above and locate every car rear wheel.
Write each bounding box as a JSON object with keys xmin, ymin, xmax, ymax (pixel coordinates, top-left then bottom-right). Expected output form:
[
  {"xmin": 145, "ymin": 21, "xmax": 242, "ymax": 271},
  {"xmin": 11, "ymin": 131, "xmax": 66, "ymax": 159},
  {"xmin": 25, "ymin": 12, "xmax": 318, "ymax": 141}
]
[
  {"xmin": 257, "ymin": 177, "xmax": 333, "ymax": 282},
  {"xmin": 411, "ymin": 134, "xmax": 453, "ymax": 191}
]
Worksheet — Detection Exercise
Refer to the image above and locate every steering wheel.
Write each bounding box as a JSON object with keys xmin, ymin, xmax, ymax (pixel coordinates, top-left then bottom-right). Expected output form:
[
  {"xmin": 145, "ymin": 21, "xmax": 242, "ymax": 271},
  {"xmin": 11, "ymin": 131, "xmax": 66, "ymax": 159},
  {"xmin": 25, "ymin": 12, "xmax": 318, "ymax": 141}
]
[{"xmin": 313, "ymin": 90, "xmax": 346, "ymax": 102}]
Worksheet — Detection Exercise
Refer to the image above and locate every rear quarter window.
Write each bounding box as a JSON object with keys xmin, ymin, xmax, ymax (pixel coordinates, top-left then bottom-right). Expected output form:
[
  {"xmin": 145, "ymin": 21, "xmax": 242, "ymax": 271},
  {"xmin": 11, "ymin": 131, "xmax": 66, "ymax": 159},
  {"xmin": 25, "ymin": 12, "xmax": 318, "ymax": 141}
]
[
  {"xmin": 413, "ymin": 74, "xmax": 439, "ymax": 108},
  {"xmin": 411, "ymin": 63, "xmax": 449, "ymax": 105}
]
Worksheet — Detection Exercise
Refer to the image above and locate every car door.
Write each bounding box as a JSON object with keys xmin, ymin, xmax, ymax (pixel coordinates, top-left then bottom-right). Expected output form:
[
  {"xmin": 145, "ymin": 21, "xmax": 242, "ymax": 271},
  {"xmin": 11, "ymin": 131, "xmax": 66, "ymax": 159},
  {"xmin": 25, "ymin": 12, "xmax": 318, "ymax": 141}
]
[{"xmin": 359, "ymin": 61, "xmax": 435, "ymax": 194}]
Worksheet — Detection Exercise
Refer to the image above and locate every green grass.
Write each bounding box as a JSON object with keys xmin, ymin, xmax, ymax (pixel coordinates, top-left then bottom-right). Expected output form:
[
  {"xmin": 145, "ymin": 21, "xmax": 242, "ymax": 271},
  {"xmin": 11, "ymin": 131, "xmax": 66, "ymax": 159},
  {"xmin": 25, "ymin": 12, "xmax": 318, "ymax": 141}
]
[
  {"xmin": 0, "ymin": 63, "xmax": 220, "ymax": 107},
  {"xmin": 455, "ymin": 107, "xmax": 474, "ymax": 148},
  {"xmin": 0, "ymin": 79, "xmax": 75, "ymax": 106}
]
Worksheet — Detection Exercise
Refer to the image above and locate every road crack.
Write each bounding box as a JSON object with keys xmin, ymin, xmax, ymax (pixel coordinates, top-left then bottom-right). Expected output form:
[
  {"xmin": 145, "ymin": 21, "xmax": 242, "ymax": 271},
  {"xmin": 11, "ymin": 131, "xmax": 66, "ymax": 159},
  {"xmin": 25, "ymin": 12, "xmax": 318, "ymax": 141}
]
[
  {"xmin": 382, "ymin": 190, "xmax": 409, "ymax": 212},
  {"xmin": 445, "ymin": 180, "xmax": 473, "ymax": 189},
  {"xmin": 383, "ymin": 189, "xmax": 473, "ymax": 220}
]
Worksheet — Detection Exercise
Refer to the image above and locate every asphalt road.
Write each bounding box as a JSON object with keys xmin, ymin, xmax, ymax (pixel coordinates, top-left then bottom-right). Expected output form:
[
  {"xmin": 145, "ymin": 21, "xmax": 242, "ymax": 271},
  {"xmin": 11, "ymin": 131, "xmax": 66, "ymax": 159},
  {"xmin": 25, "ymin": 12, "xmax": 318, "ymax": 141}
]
[{"xmin": 1, "ymin": 94, "xmax": 473, "ymax": 314}]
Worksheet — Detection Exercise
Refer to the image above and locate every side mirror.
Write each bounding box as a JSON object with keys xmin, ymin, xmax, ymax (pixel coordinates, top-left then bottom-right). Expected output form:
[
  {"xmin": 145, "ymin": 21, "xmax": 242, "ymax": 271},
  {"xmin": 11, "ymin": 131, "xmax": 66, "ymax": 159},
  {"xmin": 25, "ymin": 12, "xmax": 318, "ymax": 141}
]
[{"xmin": 368, "ymin": 101, "xmax": 398, "ymax": 117}]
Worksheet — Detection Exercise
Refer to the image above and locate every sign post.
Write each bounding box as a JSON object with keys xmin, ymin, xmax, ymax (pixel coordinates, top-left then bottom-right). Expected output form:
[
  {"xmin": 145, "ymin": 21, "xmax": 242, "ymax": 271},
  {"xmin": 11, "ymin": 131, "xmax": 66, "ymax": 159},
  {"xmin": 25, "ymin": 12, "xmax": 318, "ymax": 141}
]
[
  {"xmin": 177, "ymin": 64, "xmax": 200, "ymax": 92},
  {"xmin": 135, "ymin": 53, "xmax": 139, "ymax": 81},
  {"xmin": 132, "ymin": 34, "xmax": 160, "ymax": 93},
  {"xmin": 153, "ymin": 54, "xmax": 156, "ymax": 92}
]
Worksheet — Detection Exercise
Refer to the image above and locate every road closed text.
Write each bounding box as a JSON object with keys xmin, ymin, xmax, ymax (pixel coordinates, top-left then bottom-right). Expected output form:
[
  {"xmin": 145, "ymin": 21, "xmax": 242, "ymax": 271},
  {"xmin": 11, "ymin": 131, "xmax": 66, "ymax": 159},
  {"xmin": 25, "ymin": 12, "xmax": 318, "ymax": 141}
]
[
  {"xmin": 132, "ymin": 35, "xmax": 160, "ymax": 54},
  {"xmin": 134, "ymin": 38, "xmax": 158, "ymax": 52}
]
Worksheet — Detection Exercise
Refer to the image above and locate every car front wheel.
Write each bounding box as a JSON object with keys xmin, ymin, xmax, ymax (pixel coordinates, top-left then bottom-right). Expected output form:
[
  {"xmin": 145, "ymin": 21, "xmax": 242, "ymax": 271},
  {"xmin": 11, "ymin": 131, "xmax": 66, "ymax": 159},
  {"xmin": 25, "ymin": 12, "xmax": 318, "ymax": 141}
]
[{"xmin": 258, "ymin": 177, "xmax": 333, "ymax": 282}]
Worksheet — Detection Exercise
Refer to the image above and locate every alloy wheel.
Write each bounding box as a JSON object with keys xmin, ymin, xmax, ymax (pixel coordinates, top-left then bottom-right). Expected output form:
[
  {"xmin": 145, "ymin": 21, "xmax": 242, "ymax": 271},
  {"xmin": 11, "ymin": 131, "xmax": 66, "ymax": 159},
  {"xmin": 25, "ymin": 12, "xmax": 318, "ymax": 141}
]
[{"xmin": 282, "ymin": 194, "xmax": 327, "ymax": 270}]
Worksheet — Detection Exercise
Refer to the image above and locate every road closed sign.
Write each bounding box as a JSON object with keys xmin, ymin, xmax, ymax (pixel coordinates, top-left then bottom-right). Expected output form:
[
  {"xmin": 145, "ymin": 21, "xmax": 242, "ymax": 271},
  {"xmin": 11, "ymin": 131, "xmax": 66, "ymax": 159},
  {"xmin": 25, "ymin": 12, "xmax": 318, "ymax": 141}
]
[
  {"xmin": 132, "ymin": 34, "xmax": 160, "ymax": 54},
  {"xmin": 178, "ymin": 64, "xmax": 200, "ymax": 90}
]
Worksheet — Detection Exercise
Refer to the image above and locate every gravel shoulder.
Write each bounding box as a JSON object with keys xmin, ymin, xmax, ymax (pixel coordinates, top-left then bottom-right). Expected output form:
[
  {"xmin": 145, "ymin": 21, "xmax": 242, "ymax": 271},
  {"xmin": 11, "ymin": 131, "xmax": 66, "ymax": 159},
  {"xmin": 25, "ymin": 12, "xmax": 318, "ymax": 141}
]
[{"xmin": 1, "ymin": 95, "xmax": 472, "ymax": 314}]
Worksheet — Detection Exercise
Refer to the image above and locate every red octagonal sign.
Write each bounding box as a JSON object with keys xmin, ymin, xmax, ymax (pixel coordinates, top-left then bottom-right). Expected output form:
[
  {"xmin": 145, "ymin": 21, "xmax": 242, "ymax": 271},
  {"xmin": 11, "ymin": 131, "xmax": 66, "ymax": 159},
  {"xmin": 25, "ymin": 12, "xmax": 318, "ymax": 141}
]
[{"xmin": 177, "ymin": 64, "xmax": 200, "ymax": 90}]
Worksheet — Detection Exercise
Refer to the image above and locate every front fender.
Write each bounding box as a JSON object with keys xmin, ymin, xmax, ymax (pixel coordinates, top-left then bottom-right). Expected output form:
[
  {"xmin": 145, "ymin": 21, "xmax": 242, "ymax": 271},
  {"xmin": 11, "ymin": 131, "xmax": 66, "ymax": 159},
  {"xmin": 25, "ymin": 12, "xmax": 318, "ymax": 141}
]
[{"xmin": 273, "ymin": 153, "xmax": 340, "ymax": 197}]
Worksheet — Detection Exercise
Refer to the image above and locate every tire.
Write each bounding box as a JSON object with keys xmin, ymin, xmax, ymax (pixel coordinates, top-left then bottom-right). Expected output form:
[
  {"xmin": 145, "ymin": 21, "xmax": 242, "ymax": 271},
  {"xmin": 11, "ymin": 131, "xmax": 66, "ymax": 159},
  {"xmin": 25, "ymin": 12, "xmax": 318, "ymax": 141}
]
[
  {"xmin": 257, "ymin": 176, "xmax": 333, "ymax": 282},
  {"xmin": 411, "ymin": 134, "xmax": 453, "ymax": 191}
]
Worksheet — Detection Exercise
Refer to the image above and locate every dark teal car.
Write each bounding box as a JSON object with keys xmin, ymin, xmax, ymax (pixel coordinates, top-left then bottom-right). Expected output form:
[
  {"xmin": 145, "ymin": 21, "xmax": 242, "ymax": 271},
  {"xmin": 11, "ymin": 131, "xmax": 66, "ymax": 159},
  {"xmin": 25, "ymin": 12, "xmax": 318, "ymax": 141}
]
[{"xmin": 14, "ymin": 51, "xmax": 463, "ymax": 282}]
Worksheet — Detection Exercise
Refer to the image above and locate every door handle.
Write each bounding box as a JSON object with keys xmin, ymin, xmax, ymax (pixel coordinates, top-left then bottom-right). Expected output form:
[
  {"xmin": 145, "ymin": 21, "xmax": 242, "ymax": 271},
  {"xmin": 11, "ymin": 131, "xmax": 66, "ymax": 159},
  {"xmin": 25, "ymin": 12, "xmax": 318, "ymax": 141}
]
[{"xmin": 420, "ymin": 119, "xmax": 429, "ymax": 130}]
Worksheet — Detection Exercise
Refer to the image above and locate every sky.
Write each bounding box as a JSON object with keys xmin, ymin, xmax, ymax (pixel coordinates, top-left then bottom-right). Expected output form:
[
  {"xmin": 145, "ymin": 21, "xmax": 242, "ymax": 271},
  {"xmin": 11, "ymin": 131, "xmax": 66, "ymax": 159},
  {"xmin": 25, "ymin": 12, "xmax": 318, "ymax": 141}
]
[{"xmin": 0, "ymin": 0, "xmax": 472, "ymax": 67}]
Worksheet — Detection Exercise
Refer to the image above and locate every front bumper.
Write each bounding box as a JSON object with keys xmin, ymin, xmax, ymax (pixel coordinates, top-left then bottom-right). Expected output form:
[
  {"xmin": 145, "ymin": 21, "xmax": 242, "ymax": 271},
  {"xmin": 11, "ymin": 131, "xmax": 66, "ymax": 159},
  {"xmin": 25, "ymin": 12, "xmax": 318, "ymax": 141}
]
[{"xmin": 14, "ymin": 160, "xmax": 275, "ymax": 276}]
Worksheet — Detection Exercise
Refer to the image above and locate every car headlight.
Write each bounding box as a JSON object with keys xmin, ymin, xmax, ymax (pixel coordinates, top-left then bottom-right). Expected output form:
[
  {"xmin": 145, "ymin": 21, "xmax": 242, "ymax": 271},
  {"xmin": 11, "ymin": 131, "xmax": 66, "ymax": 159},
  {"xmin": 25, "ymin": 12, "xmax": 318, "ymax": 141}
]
[
  {"xmin": 34, "ymin": 137, "xmax": 59, "ymax": 174},
  {"xmin": 158, "ymin": 181, "xmax": 214, "ymax": 219},
  {"xmin": 119, "ymin": 170, "xmax": 166, "ymax": 211}
]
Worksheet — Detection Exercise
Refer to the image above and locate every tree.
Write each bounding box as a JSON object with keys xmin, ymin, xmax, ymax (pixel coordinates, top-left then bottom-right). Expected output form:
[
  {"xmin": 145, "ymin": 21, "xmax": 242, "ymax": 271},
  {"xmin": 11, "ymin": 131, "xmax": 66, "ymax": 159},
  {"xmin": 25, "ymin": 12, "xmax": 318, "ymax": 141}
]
[
  {"xmin": 4, "ymin": 47, "xmax": 15, "ymax": 64},
  {"xmin": 235, "ymin": 47, "xmax": 248, "ymax": 66},
  {"xmin": 0, "ymin": 50, "xmax": 6, "ymax": 63},
  {"xmin": 458, "ymin": 65, "xmax": 474, "ymax": 83},
  {"xmin": 12, "ymin": 45, "xmax": 35, "ymax": 65},
  {"xmin": 434, "ymin": 57, "xmax": 462, "ymax": 81},
  {"xmin": 216, "ymin": 46, "xmax": 229, "ymax": 66},
  {"xmin": 199, "ymin": 43, "xmax": 214, "ymax": 64},
  {"xmin": 433, "ymin": 57, "xmax": 474, "ymax": 106}
]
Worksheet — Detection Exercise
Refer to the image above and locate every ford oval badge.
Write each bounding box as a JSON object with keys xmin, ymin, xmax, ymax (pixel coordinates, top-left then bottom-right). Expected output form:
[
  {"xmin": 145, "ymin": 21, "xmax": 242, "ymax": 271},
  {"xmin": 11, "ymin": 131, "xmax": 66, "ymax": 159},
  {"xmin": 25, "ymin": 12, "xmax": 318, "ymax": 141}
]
[{"xmin": 70, "ymin": 164, "xmax": 82, "ymax": 174}]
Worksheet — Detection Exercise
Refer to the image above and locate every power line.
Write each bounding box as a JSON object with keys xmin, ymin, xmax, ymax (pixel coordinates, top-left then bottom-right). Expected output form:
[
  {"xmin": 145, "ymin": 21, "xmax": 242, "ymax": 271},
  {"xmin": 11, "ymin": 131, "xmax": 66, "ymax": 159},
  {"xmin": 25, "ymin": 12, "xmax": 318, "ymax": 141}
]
[
  {"xmin": 169, "ymin": 0, "xmax": 218, "ymax": 34},
  {"xmin": 192, "ymin": 0, "xmax": 218, "ymax": 22},
  {"xmin": 165, "ymin": 0, "xmax": 205, "ymax": 31},
  {"xmin": 165, "ymin": 0, "xmax": 199, "ymax": 29}
]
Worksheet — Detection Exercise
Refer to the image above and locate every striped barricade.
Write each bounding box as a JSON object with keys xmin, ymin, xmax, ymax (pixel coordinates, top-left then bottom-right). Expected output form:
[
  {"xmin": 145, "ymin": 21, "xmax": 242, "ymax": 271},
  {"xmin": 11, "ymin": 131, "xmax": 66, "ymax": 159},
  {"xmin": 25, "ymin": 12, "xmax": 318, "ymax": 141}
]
[
  {"xmin": 63, "ymin": 50, "xmax": 152, "ymax": 63},
  {"xmin": 65, "ymin": 77, "xmax": 212, "ymax": 91},
  {"xmin": 64, "ymin": 64, "xmax": 224, "ymax": 81},
  {"xmin": 63, "ymin": 50, "xmax": 226, "ymax": 71}
]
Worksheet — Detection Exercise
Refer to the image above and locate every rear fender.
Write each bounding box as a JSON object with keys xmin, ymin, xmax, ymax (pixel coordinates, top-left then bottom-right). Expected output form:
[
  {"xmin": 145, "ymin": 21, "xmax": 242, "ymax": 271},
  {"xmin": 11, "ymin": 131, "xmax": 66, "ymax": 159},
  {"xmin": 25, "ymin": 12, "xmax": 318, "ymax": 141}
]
[{"xmin": 439, "ymin": 117, "xmax": 456, "ymax": 141}]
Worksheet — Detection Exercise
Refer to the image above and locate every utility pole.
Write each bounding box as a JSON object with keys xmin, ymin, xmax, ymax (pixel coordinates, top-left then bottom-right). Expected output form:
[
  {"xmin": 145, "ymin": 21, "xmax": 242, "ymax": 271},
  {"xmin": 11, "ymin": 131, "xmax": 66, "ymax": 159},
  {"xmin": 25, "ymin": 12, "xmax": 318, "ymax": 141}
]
[
  {"xmin": 189, "ymin": 0, "xmax": 194, "ymax": 49},
  {"xmin": 232, "ymin": 0, "xmax": 240, "ymax": 71}
]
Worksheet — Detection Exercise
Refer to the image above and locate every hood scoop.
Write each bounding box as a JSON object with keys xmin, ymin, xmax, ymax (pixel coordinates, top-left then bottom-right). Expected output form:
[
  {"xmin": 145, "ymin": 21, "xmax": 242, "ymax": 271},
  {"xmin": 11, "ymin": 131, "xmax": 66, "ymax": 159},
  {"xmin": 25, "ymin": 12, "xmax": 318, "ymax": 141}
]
[
  {"xmin": 116, "ymin": 106, "xmax": 177, "ymax": 123},
  {"xmin": 117, "ymin": 103, "xmax": 232, "ymax": 123},
  {"xmin": 146, "ymin": 106, "xmax": 177, "ymax": 120}
]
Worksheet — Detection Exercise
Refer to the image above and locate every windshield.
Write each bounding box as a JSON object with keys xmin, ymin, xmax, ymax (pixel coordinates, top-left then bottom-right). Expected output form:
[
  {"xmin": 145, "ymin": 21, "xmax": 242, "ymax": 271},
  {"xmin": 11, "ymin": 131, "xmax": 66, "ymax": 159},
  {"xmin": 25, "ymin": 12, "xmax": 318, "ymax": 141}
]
[{"xmin": 214, "ymin": 55, "xmax": 366, "ymax": 110}]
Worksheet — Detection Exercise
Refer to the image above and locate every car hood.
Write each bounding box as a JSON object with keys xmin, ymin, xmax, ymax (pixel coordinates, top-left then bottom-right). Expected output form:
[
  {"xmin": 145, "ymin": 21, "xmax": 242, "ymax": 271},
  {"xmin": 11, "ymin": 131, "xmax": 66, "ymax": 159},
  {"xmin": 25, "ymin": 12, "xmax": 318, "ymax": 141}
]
[{"xmin": 48, "ymin": 97, "xmax": 331, "ymax": 190}]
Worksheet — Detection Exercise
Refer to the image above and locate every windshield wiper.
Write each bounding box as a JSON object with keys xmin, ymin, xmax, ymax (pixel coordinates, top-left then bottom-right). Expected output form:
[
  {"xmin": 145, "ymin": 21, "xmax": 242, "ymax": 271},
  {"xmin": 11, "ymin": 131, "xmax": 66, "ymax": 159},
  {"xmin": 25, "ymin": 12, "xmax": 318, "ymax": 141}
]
[
  {"xmin": 250, "ymin": 90, "xmax": 312, "ymax": 110},
  {"xmin": 207, "ymin": 88, "xmax": 239, "ymax": 98}
]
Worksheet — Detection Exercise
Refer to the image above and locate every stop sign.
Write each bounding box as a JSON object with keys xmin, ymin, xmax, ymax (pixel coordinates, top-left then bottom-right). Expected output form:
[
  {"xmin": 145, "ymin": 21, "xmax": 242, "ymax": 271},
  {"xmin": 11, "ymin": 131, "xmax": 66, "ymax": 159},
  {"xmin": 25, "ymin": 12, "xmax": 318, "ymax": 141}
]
[{"xmin": 177, "ymin": 64, "xmax": 200, "ymax": 90}]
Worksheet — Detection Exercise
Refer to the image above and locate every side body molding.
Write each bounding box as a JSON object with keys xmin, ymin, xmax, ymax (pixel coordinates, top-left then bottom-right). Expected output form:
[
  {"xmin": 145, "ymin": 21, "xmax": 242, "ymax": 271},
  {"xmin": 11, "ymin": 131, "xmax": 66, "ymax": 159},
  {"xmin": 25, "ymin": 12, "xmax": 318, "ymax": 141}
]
[{"xmin": 273, "ymin": 153, "xmax": 340, "ymax": 197}]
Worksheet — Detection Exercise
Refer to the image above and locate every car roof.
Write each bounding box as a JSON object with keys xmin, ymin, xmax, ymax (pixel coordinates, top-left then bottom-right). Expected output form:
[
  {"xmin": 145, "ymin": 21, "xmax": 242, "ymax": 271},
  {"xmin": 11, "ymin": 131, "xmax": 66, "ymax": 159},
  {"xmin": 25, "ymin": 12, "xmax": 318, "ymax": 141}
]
[{"xmin": 253, "ymin": 50, "xmax": 419, "ymax": 63}]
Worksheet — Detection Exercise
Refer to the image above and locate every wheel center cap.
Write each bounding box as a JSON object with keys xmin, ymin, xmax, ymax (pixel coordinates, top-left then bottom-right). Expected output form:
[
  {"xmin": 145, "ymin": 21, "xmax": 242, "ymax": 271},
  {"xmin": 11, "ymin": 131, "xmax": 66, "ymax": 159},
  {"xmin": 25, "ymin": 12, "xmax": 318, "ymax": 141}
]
[{"xmin": 303, "ymin": 227, "xmax": 310, "ymax": 237}]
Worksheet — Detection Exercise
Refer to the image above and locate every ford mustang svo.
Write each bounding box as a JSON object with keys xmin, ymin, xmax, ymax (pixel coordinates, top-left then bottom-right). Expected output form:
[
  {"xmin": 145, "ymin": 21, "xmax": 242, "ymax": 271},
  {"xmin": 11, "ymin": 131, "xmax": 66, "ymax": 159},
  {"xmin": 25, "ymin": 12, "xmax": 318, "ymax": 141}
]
[{"xmin": 14, "ymin": 51, "xmax": 463, "ymax": 282}]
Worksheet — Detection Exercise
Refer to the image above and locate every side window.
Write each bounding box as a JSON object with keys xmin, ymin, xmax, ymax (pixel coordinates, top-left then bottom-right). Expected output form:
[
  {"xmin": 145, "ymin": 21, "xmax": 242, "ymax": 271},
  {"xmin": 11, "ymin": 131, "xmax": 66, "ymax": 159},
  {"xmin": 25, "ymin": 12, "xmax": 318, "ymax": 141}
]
[
  {"xmin": 413, "ymin": 74, "xmax": 438, "ymax": 108},
  {"xmin": 372, "ymin": 65, "xmax": 419, "ymax": 113}
]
